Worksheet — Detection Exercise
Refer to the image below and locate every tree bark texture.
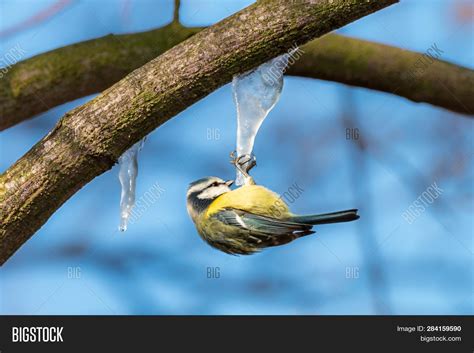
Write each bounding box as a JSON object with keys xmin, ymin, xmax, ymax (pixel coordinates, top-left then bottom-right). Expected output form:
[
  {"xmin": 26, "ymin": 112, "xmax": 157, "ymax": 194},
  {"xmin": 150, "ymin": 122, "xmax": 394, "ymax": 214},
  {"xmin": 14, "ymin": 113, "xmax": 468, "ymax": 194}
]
[
  {"xmin": 0, "ymin": 0, "xmax": 399, "ymax": 264},
  {"xmin": 1, "ymin": 0, "xmax": 472, "ymax": 131}
]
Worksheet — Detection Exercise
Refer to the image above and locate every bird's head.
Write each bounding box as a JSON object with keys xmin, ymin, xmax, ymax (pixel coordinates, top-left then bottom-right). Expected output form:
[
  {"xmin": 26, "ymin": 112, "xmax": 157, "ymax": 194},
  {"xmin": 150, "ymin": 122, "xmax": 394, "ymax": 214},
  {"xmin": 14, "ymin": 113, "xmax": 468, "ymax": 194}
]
[{"xmin": 186, "ymin": 177, "xmax": 234, "ymax": 221}]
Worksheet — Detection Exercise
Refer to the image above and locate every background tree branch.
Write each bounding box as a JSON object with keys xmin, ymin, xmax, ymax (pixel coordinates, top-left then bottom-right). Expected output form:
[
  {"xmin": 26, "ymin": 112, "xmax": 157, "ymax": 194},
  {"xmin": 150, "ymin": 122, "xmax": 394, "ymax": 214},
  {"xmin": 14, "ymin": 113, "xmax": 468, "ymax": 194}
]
[
  {"xmin": 286, "ymin": 34, "xmax": 474, "ymax": 116},
  {"xmin": 0, "ymin": 0, "xmax": 398, "ymax": 265},
  {"xmin": 0, "ymin": 23, "xmax": 202, "ymax": 130},
  {"xmin": 1, "ymin": 2, "xmax": 472, "ymax": 131}
]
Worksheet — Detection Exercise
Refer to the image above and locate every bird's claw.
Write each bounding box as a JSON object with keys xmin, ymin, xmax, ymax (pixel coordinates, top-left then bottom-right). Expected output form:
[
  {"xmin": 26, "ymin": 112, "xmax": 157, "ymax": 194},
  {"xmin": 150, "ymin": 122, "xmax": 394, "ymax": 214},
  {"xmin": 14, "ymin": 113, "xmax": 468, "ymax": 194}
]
[{"xmin": 230, "ymin": 151, "xmax": 257, "ymax": 176}]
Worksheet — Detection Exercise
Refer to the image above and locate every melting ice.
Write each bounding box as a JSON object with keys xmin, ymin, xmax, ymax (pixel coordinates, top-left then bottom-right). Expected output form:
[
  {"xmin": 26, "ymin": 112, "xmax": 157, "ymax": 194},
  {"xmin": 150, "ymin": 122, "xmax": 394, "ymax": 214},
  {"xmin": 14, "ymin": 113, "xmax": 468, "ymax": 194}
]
[
  {"xmin": 232, "ymin": 51, "xmax": 294, "ymax": 185},
  {"xmin": 118, "ymin": 139, "xmax": 145, "ymax": 232}
]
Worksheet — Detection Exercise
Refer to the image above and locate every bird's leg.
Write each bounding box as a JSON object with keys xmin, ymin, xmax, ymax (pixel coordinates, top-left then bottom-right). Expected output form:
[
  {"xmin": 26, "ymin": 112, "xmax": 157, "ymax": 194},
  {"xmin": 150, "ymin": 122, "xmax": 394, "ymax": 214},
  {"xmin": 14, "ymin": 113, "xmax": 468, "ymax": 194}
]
[
  {"xmin": 230, "ymin": 151, "xmax": 257, "ymax": 185},
  {"xmin": 238, "ymin": 154, "xmax": 257, "ymax": 174},
  {"xmin": 230, "ymin": 152, "xmax": 257, "ymax": 175}
]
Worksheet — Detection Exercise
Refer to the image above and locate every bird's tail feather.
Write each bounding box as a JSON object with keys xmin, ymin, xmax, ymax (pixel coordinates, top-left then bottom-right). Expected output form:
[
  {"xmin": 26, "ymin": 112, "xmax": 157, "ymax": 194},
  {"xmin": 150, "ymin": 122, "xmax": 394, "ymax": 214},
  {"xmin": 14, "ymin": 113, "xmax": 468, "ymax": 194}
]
[{"xmin": 290, "ymin": 209, "xmax": 359, "ymax": 225}]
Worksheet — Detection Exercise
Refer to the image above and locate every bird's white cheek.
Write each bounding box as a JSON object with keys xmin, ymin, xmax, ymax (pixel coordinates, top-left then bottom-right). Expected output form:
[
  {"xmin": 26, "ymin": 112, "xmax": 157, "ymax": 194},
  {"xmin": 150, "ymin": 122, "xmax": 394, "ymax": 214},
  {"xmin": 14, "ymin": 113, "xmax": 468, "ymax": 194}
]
[{"xmin": 197, "ymin": 186, "xmax": 230, "ymax": 199}]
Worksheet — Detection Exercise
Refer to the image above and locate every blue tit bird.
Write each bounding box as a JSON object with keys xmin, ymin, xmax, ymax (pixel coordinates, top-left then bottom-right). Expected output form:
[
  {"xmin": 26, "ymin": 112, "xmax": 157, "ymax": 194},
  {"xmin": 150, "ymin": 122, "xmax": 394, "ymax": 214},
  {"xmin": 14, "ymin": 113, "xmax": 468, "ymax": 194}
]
[{"xmin": 186, "ymin": 155, "xmax": 359, "ymax": 255}]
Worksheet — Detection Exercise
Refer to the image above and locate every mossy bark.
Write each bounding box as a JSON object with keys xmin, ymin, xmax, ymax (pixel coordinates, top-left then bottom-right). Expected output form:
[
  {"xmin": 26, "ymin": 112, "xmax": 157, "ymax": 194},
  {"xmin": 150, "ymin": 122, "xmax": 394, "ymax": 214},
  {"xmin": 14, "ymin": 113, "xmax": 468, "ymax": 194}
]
[
  {"xmin": 287, "ymin": 34, "xmax": 474, "ymax": 116},
  {"xmin": 0, "ymin": 23, "xmax": 202, "ymax": 130},
  {"xmin": 0, "ymin": 0, "xmax": 398, "ymax": 264},
  {"xmin": 1, "ymin": 3, "xmax": 472, "ymax": 132}
]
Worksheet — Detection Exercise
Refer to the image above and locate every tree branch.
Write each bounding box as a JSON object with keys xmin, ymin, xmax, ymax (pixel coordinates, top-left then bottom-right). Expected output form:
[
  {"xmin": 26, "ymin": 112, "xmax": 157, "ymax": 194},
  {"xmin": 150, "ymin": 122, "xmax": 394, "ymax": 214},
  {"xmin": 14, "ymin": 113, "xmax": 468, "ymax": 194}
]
[
  {"xmin": 0, "ymin": 0, "xmax": 398, "ymax": 265},
  {"xmin": 0, "ymin": 23, "xmax": 201, "ymax": 130},
  {"xmin": 174, "ymin": 0, "xmax": 181, "ymax": 24},
  {"xmin": 287, "ymin": 34, "xmax": 474, "ymax": 116},
  {"xmin": 1, "ymin": 3, "xmax": 472, "ymax": 132}
]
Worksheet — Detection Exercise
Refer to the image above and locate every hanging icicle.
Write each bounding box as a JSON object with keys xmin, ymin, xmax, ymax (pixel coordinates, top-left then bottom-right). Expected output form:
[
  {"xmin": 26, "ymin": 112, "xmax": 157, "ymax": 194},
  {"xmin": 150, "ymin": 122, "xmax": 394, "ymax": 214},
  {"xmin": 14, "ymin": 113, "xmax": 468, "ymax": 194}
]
[
  {"xmin": 232, "ymin": 50, "xmax": 295, "ymax": 185},
  {"xmin": 118, "ymin": 138, "xmax": 145, "ymax": 232}
]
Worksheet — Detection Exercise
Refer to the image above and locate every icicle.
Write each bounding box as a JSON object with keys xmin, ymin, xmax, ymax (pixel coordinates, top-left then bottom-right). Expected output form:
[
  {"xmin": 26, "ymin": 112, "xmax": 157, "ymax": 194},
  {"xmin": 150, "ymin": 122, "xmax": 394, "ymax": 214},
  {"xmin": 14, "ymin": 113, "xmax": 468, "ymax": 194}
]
[
  {"xmin": 232, "ymin": 51, "xmax": 294, "ymax": 185},
  {"xmin": 118, "ymin": 138, "xmax": 145, "ymax": 232}
]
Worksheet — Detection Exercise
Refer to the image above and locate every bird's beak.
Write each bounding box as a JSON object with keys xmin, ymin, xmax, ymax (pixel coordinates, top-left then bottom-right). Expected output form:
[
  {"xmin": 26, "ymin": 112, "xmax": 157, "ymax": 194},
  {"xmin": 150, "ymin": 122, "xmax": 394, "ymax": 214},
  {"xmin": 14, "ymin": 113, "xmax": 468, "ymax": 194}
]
[{"xmin": 225, "ymin": 180, "xmax": 234, "ymax": 187}]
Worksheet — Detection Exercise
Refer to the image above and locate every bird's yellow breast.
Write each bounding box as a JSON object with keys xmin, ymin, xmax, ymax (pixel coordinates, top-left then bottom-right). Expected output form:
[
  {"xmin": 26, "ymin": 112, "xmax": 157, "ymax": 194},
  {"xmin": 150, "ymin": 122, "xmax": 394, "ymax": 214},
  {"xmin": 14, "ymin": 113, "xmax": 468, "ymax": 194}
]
[{"xmin": 205, "ymin": 185, "xmax": 291, "ymax": 219}]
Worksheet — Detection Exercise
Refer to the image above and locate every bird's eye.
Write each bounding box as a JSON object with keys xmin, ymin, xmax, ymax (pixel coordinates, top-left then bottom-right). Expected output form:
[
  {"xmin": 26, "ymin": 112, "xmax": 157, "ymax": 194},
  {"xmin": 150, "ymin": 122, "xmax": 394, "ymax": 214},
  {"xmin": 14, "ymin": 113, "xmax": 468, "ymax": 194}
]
[{"xmin": 210, "ymin": 182, "xmax": 219, "ymax": 187}]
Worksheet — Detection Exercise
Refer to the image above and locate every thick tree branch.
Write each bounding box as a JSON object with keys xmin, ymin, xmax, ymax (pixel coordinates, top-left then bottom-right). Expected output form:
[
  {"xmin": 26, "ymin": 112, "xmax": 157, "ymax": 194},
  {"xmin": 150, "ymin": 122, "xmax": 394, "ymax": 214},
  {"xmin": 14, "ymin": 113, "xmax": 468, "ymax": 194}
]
[
  {"xmin": 1, "ymin": 4, "xmax": 472, "ymax": 131},
  {"xmin": 287, "ymin": 34, "xmax": 474, "ymax": 116},
  {"xmin": 0, "ymin": 23, "xmax": 201, "ymax": 130},
  {"xmin": 0, "ymin": 0, "xmax": 398, "ymax": 265}
]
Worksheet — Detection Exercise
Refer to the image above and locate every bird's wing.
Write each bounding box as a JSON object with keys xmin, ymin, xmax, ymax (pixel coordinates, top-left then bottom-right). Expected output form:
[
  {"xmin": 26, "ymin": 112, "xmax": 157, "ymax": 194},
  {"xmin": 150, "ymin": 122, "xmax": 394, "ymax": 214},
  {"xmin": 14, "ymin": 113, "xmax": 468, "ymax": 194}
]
[{"xmin": 212, "ymin": 208, "xmax": 313, "ymax": 237}]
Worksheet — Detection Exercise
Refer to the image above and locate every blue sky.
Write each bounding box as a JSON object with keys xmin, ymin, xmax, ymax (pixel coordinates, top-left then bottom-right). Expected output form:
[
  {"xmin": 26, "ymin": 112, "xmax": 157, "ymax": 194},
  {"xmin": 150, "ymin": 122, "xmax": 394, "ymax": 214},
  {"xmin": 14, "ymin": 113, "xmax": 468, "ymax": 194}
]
[{"xmin": 0, "ymin": 0, "xmax": 472, "ymax": 315}]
